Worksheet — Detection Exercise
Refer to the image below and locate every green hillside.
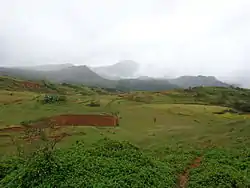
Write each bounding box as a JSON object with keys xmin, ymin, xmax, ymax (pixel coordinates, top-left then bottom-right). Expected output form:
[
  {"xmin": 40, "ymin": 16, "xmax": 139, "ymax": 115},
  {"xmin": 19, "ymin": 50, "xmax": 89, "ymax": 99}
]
[
  {"xmin": 0, "ymin": 76, "xmax": 250, "ymax": 187},
  {"xmin": 0, "ymin": 76, "xmax": 112, "ymax": 96}
]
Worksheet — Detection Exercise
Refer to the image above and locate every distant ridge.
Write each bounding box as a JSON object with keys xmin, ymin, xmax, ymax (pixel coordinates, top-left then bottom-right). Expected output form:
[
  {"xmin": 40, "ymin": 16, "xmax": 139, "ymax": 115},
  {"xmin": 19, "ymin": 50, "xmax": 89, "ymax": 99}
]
[
  {"xmin": 0, "ymin": 65, "xmax": 113, "ymax": 87},
  {"xmin": 45, "ymin": 65, "xmax": 114, "ymax": 87},
  {"xmin": 0, "ymin": 62, "xmax": 231, "ymax": 91},
  {"xmin": 168, "ymin": 75, "xmax": 230, "ymax": 88},
  {"xmin": 19, "ymin": 63, "xmax": 74, "ymax": 71}
]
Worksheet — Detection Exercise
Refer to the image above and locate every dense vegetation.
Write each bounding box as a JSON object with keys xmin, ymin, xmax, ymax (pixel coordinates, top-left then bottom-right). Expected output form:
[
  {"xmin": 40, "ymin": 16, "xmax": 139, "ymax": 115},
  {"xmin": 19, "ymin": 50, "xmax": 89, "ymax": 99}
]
[
  {"xmin": 1, "ymin": 139, "xmax": 249, "ymax": 187},
  {"xmin": 0, "ymin": 139, "xmax": 175, "ymax": 187},
  {"xmin": 189, "ymin": 148, "xmax": 250, "ymax": 187},
  {"xmin": 180, "ymin": 86, "xmax": 250, "ymax": 113}
]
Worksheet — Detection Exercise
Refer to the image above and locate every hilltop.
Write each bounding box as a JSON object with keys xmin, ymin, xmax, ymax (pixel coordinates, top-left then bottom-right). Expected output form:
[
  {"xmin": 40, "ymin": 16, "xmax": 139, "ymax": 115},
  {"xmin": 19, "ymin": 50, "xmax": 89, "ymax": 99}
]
[
  {"xmin": 168, "ymin": 75, "xmax": 230, "ymax": 88},
  {"xmin": 45, "ymin": 65, "xmax": 114, "ymax": 87},
  {"xmin": 0, "ymin": 66, "xmax": 114, "ymax": 88}
]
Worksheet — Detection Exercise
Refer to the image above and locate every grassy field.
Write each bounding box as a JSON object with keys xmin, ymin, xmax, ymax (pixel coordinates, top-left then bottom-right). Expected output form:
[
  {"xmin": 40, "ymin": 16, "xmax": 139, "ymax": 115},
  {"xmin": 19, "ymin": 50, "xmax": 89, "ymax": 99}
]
[{"xmin": 0, "ymin": 77, "xmax": 250, "ymax": 187}]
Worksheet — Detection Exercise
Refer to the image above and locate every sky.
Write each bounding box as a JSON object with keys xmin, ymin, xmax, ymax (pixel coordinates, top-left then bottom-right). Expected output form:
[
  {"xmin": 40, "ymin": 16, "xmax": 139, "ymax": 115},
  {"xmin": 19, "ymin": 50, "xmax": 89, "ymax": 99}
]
[{"xmin": 0, "ymin": 0, "xmax": 249, "ymax": 78}]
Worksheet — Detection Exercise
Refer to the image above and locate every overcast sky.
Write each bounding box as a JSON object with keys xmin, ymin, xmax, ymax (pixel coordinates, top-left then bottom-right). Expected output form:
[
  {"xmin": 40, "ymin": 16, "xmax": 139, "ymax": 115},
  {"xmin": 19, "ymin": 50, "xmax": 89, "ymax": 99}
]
[{"xmin": 0, "ymin": 0, "xmax": 249, "ymax": 77}]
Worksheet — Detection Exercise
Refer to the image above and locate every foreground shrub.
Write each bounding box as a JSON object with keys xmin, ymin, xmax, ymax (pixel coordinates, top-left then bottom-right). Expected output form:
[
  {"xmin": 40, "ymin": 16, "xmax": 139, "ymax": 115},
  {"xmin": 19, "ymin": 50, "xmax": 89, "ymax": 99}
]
[
  {"xmin": 1, "ymin": 140, "xmax": 249, "ymax": 188},
  {"xmin": 189, "ymin": 148, "xmax": 250, "ymax": 187},
  {"xmin": 0, "ymin": 139, "xmax": 175, "ymax": 188}
]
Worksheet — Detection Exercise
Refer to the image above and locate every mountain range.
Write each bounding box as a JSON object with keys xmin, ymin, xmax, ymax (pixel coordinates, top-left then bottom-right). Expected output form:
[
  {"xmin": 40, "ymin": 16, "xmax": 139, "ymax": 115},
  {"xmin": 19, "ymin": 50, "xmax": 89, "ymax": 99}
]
[
  {"xmin": 0, "ymin": 61, "xmax": 232, "ymax": 91},
  {"xmin": 18, "ymin": 63, "xmax": 74, "ymax": 71},
  {"xmin": 168, "ymin": 75, "xmax": 229, "ymax": 88},
  {"xmin": 0, "ymin": 65, "xmax": 114, "ymax": 88}
]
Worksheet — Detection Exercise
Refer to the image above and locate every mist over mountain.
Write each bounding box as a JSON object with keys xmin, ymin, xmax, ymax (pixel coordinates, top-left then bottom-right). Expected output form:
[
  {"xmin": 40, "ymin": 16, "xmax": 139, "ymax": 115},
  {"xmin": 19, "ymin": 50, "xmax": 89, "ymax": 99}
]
[
  {"xmin": 19, "ymin": 63, "xmax": 74, "ymax": 71},
  {"xmin": 0, "ymin": 60, "xmax": 234, "ymax": 91},
  {"xmin": 0, "ymin": 65, "xmax": 114, "ymax": 87},
  {"xmin": 46, "ymin": 65, "xmax": 114, "ymax": 87},
  {"xmin": 0, "ymin": 0, "xmax": 248, "ymax": 88},
  {"xmin": 91, "ymin": 60, "xmax": 139, "ymax": 79},
  {"xmin": 219, "ymin": 70, "xmax": 250, "ymax": 88},
  {"xmin": 7, "ymin": 61, "xmax": 247, "ymax": 88},
  {"xmin": 0, "ymin": 67, "xmax": 45, "ymax": 80}
]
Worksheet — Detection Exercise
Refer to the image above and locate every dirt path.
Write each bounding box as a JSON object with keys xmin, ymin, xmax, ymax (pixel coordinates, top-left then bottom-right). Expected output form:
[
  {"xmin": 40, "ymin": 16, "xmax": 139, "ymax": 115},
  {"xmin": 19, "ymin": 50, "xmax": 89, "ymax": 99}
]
[{"xmin": 178, "ymin": 156, "xmax": 202, "ymax": 188}]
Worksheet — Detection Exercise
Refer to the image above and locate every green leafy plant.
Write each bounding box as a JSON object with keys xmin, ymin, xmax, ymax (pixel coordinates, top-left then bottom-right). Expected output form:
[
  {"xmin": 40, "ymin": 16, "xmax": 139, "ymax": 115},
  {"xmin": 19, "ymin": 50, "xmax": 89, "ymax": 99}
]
[
  {"xmin": 0, "ymin": 139, "xmax": 176, "ymax": 187},
  {"xmin": 41, "ymin": 94, "xmax": 67, "ymax": 104},
  {"xmin": 189, "ymin": 148, "xmax": 250, "ymax": 187}
]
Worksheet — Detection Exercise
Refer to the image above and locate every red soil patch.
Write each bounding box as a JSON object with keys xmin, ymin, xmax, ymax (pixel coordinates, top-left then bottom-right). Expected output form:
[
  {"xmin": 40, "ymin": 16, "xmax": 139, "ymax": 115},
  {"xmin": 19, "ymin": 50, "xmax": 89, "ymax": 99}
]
[
  {"xmin": 178, "ymin": 157, "xmax": 202, "ymax": 188},
  {"xmin": 0, "ymin": 126, "xmax": 26, "ymax": 132},
  {"xmin": 49, "ymin": 114, "xmax": 119, "ymax": 127},
  {"xmin": 22, "ymin": 81, "xmax": 40, "ymax": 89},
  {"xmin": 189, "ymin": 157, "xmax": 202, "ymax": 168},
  {"xmin": 0, "ymin": 114, "xmax": 118, "ymax": 133}
]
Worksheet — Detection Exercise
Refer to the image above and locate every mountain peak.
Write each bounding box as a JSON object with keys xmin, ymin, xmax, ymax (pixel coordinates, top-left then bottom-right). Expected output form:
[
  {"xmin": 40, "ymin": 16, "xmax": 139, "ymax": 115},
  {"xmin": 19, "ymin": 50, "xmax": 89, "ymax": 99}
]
[
  {"xmin": 92, "ymin": 60, "xmax": 139, "ymax": 79},
  {"xmin": 113, "ymin": 60, "xmax": 138, "ymax": 66}
]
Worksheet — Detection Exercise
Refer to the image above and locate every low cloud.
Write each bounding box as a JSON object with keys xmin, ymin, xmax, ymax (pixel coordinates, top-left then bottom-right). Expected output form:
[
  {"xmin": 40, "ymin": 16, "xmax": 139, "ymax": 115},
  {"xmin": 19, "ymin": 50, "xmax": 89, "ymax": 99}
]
[{"xmin": 0, "ymin": 0, "xmax": 249, "ymax": 78}]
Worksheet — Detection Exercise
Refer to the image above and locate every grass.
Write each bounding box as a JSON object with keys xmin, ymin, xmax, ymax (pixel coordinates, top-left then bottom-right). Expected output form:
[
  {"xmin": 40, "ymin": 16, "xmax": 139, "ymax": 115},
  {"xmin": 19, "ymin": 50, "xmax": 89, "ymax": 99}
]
[
  {"xmin": 0, "ymin": 79, "xmax": 250, "ymax": 187},
  {"xmin": 1, "ymin": 87, "xmax": 249, "ymax": 148}
]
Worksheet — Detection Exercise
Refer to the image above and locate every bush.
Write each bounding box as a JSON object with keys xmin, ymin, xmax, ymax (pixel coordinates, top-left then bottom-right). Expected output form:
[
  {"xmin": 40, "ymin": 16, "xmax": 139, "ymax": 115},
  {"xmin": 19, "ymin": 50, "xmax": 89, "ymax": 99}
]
[
  {"xmin": 41, "ymin": 94, "xmax": 67, "ymax": 104},
  {"xmin": 87, "ymin": 100, "xmax": 101, "ymax": 107},
  {"xmin": 42, "ymin": 80, "xmax": 59, "ymax": 91},
  {"xmin": 231, "ymin": 101, "xmax": 250, "ymax": 113},
  {"xmin": 0, "ymin": 139, "xmax": 175, "ymax": 187}
]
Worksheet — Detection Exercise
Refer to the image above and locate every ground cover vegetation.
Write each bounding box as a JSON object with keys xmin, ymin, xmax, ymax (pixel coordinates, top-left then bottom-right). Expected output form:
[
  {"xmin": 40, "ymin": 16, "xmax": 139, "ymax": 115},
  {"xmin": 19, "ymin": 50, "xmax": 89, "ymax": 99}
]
[{"xmin": 0, "ymin": 76, "xmax": 249, "ymax": 187}]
